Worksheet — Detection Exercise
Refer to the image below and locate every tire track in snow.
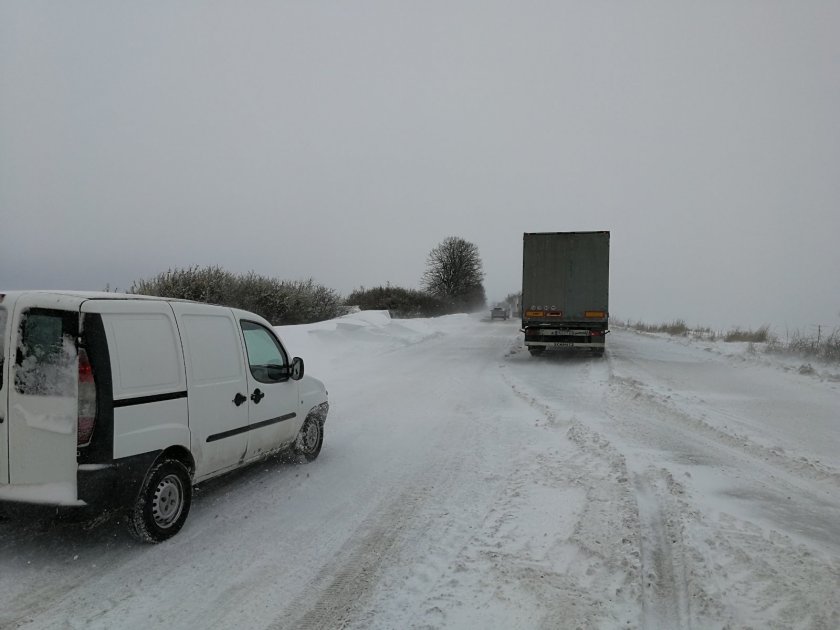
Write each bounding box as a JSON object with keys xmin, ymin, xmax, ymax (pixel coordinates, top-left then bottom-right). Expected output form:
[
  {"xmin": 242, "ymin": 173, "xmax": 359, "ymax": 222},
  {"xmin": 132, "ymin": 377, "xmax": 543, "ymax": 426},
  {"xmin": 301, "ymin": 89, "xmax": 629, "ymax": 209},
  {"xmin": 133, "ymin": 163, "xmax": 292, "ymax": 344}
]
[
  {"xmin": 268, "ymin": 324, "xmax": 525, "ymax": 629},
  {"xmin": 277, "ymin": 486, "xmax": 425, "ymax": 630},
  {"xmin": 634, "ymin": 469, "xmax": 691, "ymax": 630},
  {"xmin": 606, "ymin": 371, "xmax": 840, "ymax": 550},
  {"xmin": 500, "ymin": 356, "xmax": 652, "ymax": 627},
  {"xmin": 503, "ymin": 330, "xmax": 840, "ymax": 626},
  {"xmin": 269, "ymin": 438, "xmax": 471, "ymax": 629},
  {"xmin": 608, "ymin": 357, "xmax": 840, "ymax": 487},
  {"xmin": 501, "ymin": 341, "xmax": 722, "ymax": 627},
  {"xmin": 604, "ymin": 334, "xmax": 840, "ymax": 625}
]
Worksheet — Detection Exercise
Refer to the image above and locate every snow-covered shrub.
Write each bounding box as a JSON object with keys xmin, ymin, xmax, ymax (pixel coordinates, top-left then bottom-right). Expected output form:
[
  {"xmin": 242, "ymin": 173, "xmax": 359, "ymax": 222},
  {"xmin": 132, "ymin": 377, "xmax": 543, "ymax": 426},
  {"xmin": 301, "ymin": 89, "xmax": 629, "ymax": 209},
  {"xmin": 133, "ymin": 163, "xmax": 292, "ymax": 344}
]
[
  {"xmin": 768, "ymin": 328, "xmax": 840, "ymax": 363},
  {"xmin": 131, "ymin": 267, "xmax": 346, "ymax": 325},
  {"xmin": 131, "ymin": 266, "xmax": 237, "ymax": 306},
  {"xmin": 345, "ymin": 285, "xmax": 447, "ymax": 318},
  {"xmin": 628, "ymin": 319, "xmax": 689, "ymax": 336},
  {"xmin": 823, "ymin": 330, "xmax": 840, "ymax": 362},
  {"xmin": 724, "ymin": 325, "xmax": 771, "ymax": 343}
]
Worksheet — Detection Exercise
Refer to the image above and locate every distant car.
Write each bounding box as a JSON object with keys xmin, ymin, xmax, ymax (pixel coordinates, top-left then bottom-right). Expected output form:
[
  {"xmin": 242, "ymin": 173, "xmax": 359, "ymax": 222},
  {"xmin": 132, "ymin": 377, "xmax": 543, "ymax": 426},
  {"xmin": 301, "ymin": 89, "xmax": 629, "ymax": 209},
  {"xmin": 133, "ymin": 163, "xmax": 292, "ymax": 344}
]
[{"xmin": 491, "ymin": 307, "xmax": 509, "ymax": 320}]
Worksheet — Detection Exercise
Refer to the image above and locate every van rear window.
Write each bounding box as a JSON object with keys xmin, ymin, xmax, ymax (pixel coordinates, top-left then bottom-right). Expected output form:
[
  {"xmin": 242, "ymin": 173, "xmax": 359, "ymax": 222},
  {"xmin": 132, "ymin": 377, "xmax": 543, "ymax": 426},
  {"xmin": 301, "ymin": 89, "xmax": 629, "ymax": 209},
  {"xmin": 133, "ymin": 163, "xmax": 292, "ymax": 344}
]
[
  {"xmin": 0, "ymin": 307, "xmax": 6, "ymax": 390},
  {"xmin": 15, "ymin": 308, "xmax": 79, "ymax": 396}
]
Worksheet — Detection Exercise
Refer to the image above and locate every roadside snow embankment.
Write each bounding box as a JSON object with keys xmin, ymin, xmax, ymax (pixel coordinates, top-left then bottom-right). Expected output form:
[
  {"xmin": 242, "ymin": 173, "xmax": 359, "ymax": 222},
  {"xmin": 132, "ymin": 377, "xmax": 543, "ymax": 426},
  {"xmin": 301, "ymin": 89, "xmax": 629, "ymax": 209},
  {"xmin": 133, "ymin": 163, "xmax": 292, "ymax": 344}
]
[{"xmin": 277, "ymin": 310, "xmax": 467, "ymax": 379}]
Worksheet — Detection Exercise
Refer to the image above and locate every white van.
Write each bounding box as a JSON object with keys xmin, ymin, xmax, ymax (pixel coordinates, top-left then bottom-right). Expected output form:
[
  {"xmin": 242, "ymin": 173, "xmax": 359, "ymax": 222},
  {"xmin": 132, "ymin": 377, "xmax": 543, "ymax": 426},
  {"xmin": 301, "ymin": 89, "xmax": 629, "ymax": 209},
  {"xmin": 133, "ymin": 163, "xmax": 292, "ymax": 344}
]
[{"xmin": 0, "ymin": 291, "xmax": 329, "ymax": 542}]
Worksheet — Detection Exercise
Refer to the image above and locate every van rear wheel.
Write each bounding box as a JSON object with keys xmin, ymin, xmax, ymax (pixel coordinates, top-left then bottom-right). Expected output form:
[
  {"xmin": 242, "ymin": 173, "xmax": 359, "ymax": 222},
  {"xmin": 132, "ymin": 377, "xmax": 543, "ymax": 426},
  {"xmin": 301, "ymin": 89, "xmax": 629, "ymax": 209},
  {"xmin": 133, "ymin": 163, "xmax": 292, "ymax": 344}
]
[{"xmin": 128, "ymin": 459, "xmax": 192, "ymax": 543}]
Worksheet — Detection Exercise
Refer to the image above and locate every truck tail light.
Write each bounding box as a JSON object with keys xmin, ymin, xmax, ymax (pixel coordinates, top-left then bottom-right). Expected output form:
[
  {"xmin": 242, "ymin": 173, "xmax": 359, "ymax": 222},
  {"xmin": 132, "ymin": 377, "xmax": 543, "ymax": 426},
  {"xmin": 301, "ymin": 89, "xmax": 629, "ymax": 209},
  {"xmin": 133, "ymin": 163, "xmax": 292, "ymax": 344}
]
[
  {"xmin": 78, "ymin": 348, "xmax": 96, "ymax": 446},
  {"xmin": 590, "ymin": 330, "xmax": 604, "ymax": 337}
]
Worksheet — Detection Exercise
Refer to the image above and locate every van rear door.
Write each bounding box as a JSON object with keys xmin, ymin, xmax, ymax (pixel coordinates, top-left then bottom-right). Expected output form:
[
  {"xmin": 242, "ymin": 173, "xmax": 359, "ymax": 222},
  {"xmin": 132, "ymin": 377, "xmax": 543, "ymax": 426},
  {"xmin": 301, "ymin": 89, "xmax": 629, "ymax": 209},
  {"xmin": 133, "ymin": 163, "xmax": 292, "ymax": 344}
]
[
  {"xmin": 5, "ymin": 294, "xmax": 82, "ymax": 502},
  {"xmin": 1, "ymin": 300, "xmax": 10, "ymax": 485}
]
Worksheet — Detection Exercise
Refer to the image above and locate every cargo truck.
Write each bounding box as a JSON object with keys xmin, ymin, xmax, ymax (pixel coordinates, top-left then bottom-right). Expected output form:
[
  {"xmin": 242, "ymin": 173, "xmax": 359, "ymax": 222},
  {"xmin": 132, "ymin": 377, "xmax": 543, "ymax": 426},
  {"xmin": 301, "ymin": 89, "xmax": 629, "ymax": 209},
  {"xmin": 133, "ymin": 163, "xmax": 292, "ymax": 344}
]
[{"xmin": 521, "ymin": 231, "xmax": 610, "ymax": 356}]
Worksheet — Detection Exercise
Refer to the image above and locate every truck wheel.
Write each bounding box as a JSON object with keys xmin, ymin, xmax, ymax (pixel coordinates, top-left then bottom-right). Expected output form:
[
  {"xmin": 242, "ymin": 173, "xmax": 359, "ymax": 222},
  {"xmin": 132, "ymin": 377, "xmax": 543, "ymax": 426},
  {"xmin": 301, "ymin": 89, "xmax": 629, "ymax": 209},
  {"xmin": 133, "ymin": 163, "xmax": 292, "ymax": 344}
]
[
  {"xmin": 592, "ymin": 348, "xmax": 605, "ymax": 357},
  {"xmin": 128, "ymin": 459, "xmax": 192, "ymax": 543},
  {"xmin": 528, "ymin": 347, "xmax": 545, "ymax": 356},
  {"xmin": 292, "ymin": 416, "xmax": 324, "ymax": 462}
]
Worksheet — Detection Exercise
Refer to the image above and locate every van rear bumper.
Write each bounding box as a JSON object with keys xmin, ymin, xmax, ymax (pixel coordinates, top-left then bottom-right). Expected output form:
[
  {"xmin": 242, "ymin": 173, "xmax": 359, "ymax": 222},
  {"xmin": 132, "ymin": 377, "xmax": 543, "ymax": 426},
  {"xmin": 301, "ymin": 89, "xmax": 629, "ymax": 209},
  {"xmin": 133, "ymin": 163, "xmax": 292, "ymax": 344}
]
[
  {"xmin": 78, "ymin": 451, "xmax": 162, "ymax": 509},
  {"xmin": 0, "ymin": 451, "xmax": 162, "ymax": 517},
  {"xmin": 0, "ymin": 482, "xmax": 88, "ymax": 521},
  {"xmin": 0, "ymin": 482, "xmax": 85, "ymax": 507}
]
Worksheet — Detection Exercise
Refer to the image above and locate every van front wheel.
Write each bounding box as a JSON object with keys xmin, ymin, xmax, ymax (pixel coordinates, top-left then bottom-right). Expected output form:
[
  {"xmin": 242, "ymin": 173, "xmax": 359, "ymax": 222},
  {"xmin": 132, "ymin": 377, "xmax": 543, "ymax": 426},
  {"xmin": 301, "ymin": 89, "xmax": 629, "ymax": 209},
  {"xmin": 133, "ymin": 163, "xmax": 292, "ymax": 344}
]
[
  {"xmin": 128, "ymin": 459, "xmax": 192, "ymax": 543},
  {"xmin": 292, "ymin": 417, "xmax": 323, "ymax": 462}
]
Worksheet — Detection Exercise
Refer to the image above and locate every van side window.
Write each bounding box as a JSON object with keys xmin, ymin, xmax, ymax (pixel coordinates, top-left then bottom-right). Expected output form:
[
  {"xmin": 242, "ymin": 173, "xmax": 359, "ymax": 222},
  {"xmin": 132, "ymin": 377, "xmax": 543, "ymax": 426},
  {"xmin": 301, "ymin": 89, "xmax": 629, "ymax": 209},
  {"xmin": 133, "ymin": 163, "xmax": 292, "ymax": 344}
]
[
  {"xmin": 15, "ymin": 309, "xmax": 79, "ymax": 396},
  {"xmin": 240, "ymin": 321, "xmax": 289, "ymax": 383},
  {"xmin": 0, "ymin": 307, "xmax": 6, "ymax": 390}
]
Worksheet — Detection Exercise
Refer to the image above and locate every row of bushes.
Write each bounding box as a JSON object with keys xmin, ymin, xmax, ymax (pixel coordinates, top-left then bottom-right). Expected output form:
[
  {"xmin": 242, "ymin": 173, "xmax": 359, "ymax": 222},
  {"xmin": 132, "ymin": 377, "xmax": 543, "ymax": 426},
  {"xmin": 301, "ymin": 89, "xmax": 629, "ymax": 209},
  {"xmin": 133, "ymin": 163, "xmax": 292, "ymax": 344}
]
[
  {"xmin": 129, "ymin": 267, "xmax": 476, "ymax": 325},
  {"xmin": 623, "ymin": 319, "xmax": 690, "ymax": 336},
  {"xmin": 768, "ymin": 329, "xmax": 840, "ymax": 363},
  {"xmin": 130, "ymin": 267, "xmax": 346, "ymax": 325},
  {"xmin": 621, "ymin": 319, "xmax": 772, "ymax": 341},
  {"xmin": 345, "ymin": 285, "xmax": 450, "ymax": 318},
  {"xmin": 620, "ymin": 318, "xmax": 839, "ymax": 363},
  {"xmin": 723, "ymin": 326, "xmax": 771, "ymax": 343}
]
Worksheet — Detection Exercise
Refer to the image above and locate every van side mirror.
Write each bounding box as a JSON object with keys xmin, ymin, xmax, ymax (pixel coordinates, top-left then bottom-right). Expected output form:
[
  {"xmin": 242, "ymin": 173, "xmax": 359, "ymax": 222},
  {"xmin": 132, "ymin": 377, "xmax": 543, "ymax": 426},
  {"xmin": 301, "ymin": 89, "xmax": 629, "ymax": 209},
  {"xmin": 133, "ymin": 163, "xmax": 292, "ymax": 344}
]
[{"xmin": 291, "ymin": 357, "xmax": 304, "ymax": 381}]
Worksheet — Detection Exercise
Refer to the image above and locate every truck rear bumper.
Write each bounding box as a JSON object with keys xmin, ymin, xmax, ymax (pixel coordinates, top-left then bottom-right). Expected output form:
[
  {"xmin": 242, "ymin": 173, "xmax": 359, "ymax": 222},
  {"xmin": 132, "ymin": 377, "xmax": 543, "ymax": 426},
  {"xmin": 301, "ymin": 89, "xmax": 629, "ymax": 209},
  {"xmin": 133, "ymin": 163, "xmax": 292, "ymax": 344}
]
[
  {"xmin": 526, "ymin": 340, "xmax": 605, "ymax": 348},
  {"xmin": 523, "ymin": 326, "xmax": 608, "ymax": 348}
]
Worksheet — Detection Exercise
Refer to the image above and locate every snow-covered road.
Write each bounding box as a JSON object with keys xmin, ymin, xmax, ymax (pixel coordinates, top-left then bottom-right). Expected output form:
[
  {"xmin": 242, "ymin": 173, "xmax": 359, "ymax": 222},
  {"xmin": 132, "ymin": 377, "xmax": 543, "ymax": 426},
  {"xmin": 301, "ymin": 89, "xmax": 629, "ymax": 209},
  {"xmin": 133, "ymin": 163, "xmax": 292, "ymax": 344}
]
[{"xmin": 1, "ymin": 312, "xmax": 838, "ymax": 629}]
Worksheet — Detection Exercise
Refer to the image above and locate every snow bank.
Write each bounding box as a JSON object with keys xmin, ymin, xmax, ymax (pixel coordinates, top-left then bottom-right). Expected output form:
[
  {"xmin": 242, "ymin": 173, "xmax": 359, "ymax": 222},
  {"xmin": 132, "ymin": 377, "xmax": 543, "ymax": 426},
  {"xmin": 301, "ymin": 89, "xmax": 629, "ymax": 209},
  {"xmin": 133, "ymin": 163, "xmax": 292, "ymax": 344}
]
[{"xmin": 276, "ymin": 310, "xmax": 470, "ymax": 380}]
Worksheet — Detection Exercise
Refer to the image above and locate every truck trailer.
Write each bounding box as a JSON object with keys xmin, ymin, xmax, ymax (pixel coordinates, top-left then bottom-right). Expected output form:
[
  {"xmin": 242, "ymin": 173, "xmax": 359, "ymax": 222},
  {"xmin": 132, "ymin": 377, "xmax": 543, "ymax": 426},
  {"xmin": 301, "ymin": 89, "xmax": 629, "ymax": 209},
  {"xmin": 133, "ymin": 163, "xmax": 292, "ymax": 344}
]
[{"xmin": 521, "ymin": 231, "xmax": 610, "ymax": 356}]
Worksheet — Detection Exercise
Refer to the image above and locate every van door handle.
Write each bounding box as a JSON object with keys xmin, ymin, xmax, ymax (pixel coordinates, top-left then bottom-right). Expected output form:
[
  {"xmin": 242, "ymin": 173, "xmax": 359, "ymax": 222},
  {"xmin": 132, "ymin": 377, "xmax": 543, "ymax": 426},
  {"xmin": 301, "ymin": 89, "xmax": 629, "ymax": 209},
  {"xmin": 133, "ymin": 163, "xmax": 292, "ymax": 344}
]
[
  {"xmin": 233, "ymin": 393, "xmax": 247, "ymax": 407},
  {"xmin": 251, "ymin": 389, "xmax": 265, "ymax": 404}
]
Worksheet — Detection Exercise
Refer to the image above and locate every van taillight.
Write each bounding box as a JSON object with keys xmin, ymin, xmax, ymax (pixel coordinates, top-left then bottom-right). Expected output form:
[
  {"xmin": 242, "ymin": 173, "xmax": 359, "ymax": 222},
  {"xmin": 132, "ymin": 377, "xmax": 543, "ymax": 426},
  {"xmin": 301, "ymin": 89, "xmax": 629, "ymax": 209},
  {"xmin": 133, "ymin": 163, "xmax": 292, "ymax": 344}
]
[{"xmin": 78, "ymin": 348, "xmax": 96, "ymax": 446}]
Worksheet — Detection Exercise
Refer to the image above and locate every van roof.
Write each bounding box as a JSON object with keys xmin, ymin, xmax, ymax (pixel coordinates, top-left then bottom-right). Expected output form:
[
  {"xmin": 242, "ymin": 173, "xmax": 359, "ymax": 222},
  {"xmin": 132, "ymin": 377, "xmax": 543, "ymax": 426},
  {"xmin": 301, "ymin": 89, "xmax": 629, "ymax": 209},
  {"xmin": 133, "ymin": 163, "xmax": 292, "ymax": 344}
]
[{"xmin": 0, "ymin": 290, "xmax": 193, "ymax": 303}]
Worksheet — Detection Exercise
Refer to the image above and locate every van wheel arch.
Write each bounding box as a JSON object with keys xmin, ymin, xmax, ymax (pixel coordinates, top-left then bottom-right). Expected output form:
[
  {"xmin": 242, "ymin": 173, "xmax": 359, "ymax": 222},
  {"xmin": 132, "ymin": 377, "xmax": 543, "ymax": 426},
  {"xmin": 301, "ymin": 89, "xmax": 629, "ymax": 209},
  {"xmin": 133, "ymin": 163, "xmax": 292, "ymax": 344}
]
[
  {"xmin": 292, "ymin": 412, "xmax": 325, "ymax": 463},
  {"xmin": 161, "ymin": 446, "xmax": 195, "ymax": 476},
  {"xmin": 128, "ymin": 457, "xmax": 192, "ymax": 543}
]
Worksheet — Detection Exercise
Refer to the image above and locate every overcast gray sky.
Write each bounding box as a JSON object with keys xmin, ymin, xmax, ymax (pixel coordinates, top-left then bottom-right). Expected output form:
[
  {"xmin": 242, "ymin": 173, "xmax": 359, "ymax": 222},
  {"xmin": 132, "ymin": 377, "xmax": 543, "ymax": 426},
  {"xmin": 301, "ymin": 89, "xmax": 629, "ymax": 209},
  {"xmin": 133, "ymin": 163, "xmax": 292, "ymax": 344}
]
[{"xmin": 2, "ymin": 1, "xmax": 838, "ymax": 332}]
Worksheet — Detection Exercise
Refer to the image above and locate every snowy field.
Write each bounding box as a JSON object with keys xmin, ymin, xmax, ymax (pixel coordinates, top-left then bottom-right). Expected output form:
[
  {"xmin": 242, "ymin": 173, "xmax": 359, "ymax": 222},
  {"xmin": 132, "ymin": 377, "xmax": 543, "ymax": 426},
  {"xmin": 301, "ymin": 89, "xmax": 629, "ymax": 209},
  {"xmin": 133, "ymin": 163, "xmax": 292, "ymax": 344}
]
[{"xmin": 1, "ymin": 311, "xmax": 838, "ymax": 629}]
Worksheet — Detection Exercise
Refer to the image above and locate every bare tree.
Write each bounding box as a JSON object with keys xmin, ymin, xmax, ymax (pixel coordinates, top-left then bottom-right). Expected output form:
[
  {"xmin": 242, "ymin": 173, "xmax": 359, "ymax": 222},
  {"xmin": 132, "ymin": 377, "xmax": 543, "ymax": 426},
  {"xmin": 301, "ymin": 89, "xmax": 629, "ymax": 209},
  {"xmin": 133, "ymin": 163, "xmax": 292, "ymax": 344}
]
[{"xmin": 421, "ymin": 237, "xmax": 486, "ymax": 311}]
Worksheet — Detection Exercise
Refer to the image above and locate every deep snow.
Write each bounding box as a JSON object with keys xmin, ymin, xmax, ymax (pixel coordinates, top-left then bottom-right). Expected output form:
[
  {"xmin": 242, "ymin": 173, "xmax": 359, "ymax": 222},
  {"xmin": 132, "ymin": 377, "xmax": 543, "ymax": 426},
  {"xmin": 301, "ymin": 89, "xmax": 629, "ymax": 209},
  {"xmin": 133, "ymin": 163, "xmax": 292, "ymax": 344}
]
[{"xmin": 1, "ymin": 311, "xmax": 838, "ymax": 629}]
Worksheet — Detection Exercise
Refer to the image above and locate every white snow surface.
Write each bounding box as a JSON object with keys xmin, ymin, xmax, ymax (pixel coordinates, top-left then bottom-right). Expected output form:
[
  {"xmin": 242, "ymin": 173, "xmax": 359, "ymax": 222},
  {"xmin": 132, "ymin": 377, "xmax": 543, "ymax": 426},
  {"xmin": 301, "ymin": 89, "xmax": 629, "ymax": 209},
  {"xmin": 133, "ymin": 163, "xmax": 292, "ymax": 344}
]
[{"xmin": 1, "ymin": 312, "xmax": 838, "ymax": 629}]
